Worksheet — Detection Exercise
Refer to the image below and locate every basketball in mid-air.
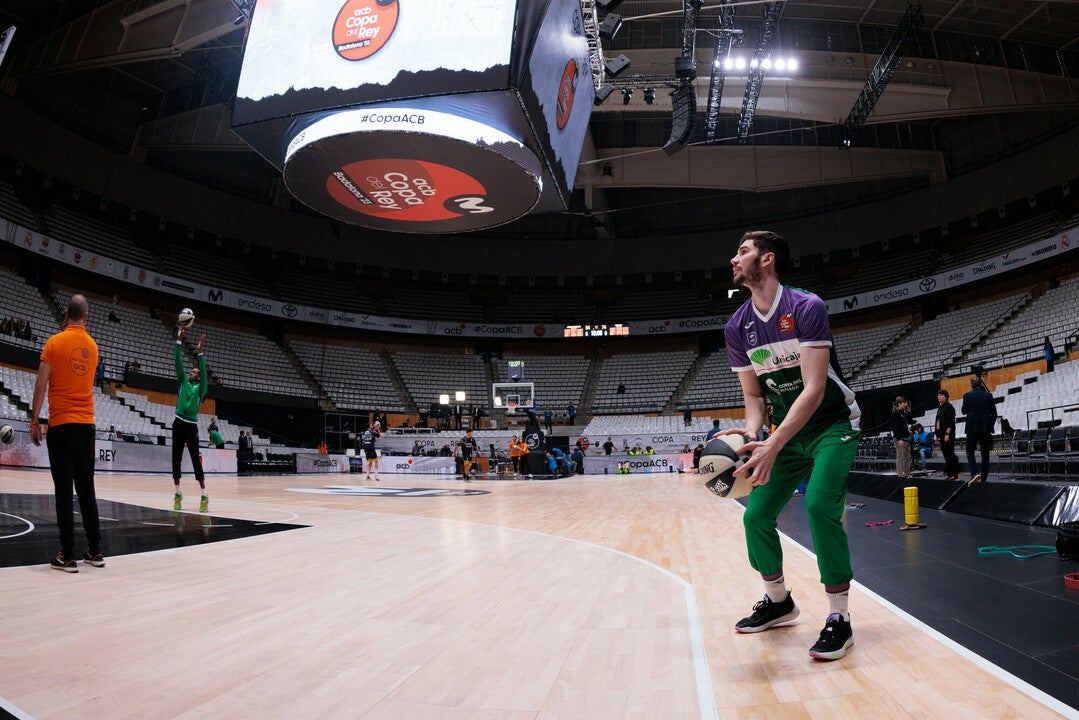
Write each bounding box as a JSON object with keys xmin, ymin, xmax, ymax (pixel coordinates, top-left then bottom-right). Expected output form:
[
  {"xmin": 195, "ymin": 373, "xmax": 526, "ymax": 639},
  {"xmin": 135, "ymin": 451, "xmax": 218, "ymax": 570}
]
[
  {"xmin": 700, "ymin": 433, "xmax": 753, "ymax": 499},
  {"xmin": 177, "ymin": 308, "xmax": 195, "ymax": 328},
  {"xmin": 0, "ymin": 424, "xmax": 14, "ymax": 444}
]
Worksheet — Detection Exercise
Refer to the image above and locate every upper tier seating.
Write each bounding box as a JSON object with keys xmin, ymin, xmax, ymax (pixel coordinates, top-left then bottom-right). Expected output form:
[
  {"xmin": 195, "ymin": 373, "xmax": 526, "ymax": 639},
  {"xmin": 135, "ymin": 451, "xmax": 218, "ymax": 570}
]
[
  {"xmin": 591, "ymin": 350, "xmax": 696, "ymax": 414},
  {"xmin": 852, "ymin": 295, "xmax": 1020, "ymax": 389},
  {"xmin": 391, "ymin": 351, "xmax": 490, "ymax": 415},
  {"xmin": 289, "ymin": 340, "xmax": 407, "ymax": 412}
]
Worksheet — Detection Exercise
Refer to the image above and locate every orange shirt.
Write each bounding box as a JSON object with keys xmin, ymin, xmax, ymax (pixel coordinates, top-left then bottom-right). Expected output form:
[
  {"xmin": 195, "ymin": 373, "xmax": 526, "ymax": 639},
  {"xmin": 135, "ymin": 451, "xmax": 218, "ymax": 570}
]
[{"xmin": 40, "ymin": 325, "xmax": 98, "ymax": 427}]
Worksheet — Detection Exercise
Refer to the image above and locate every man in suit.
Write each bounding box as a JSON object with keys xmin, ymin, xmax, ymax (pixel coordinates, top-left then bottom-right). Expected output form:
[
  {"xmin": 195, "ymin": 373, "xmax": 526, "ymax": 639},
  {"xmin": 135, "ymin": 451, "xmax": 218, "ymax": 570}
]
[{"xmin": 962, "ymin": 376, "xmax": 998, "ymax": 486}]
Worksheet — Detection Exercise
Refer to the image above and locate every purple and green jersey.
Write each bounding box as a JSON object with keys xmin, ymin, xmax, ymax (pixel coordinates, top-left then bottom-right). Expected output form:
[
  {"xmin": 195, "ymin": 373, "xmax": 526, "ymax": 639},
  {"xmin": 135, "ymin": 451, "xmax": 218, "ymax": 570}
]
[{"xmin": 725, "ymin": 286, "xmax": 860, "ymax": 440}]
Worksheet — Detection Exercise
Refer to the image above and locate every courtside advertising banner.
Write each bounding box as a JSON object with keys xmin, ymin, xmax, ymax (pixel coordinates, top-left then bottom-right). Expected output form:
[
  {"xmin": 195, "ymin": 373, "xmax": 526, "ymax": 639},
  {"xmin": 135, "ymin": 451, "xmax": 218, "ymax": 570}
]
[
  {"xmin": 296, "ymin": 453, "xmax": 350, "ymax": 473},
  {"xmin": 590, "ymin": 453, "xmax": 694, "ymax": 475},
  {"xmin": 0, "ymin": 437, "xmax": 237, "ymax": 473}
]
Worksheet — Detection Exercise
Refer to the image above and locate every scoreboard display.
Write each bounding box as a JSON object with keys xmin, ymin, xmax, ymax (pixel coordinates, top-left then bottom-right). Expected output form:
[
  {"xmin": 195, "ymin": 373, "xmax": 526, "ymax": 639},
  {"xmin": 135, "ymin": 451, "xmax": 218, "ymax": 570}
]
[{"xmin": 562, "ymin": 324, "xmax": 630, "ymax": 338}]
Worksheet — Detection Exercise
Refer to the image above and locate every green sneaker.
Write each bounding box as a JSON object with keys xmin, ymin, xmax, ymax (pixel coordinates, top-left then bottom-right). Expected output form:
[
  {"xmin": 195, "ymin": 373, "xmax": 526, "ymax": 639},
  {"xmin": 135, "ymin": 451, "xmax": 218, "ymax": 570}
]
[
  {"xmin": 199, "ymin": 495, "xmax": 208, "ymax": 513},
  {"xmin": 173, "ymin": 492, "xmax": 182, "ymax": 511}
]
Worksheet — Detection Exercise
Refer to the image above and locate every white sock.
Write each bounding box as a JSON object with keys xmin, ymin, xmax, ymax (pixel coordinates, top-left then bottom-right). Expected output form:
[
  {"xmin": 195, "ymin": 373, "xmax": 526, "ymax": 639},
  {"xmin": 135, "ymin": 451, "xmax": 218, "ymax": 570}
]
[
  {"xmin": 763, "ymin": 576, "xmax": 787, "ymax": 603},
  {"xmin": 827, "ymin": 589, "xmax": 850, "ymax": 620}
]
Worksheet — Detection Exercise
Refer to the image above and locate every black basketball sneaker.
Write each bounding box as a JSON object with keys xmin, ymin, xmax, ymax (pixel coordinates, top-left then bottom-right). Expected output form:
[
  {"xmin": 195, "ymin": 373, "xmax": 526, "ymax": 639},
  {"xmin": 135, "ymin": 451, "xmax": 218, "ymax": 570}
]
[
  {"xmin": 809, "ymin": 613, "xmax": 853, "ymax": 660},
  {"xmin": 735, "ymin": 591, "xmax": 799, "ymax": 633}
]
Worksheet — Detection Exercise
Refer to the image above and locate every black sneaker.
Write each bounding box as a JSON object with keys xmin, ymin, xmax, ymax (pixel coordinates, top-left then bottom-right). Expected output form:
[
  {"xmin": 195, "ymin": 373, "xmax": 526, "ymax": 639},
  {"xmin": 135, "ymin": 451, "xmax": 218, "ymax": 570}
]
[
  {"xmin": 50, "ymin": 552, "xmax": 78, "ymax": 573},
  {"xmin": 735, "ymin": 591, "xmax": 799, "ymax": 633},
  {"xmin": 83, "ymin": 552, "xmax": 106, "ymax": 567},
  {"xmin": 809, "ymin": 613, "xmax": 853, "ymax": 660}
]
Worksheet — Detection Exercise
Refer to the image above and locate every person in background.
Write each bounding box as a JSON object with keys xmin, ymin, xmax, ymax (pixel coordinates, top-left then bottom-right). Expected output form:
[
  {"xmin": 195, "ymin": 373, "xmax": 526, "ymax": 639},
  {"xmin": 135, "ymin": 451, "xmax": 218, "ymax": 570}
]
[
  {"xmin": 911, "ymin": 424, "xmax": 934, "ymax": 471},
  {"xmin": 509, "ymin": 435, "xmax": 528, "ymax": 475},
  {"xmin": 172, "ymin": 327, "xmax": 209, "ymax": 513},
  {"xmin": 459, "ymin": 428, "xmax": 478, "ymax": 481},
  {"xmin": 935, "ymin": 389, "xmax": 959, "ymax": 481},
  {"xmin": 962, "ymin": 376, "xmax": 998, "ymax": 486},
  {"xmin": 1044, "ymin": 336, "xmax": 1055, "ymax": 373},
  {"xmin": 891, "ymin": 396, "xmax": 913, "ymax": 478},
  {"xmin": 208, "ymin": 421, "xmax": 225, "ymax": 450},
  {"xmin": 705, "ymin": 418, "xmax": 722, "ymax": 442},
  {"xmin": 361, "ymin": 421, "xmax": 382, "ymax": 481},
  {"xmin": 30, "ymin": 294, "xmax": 104, "ymax": 572},
  {"xmin": 571, "ymin": 445, "xmax": 585, "ymax": 474}
]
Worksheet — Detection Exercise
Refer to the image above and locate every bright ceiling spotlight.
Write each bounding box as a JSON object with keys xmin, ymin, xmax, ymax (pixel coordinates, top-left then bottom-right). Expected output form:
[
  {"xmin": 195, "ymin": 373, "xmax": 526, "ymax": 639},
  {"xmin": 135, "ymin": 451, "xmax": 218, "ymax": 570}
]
[
  {"xmin": 774, "ymin": 58, "xmax": 786, "ymax": 72},
  {"xmin": 762, "ymin": 58, "xmax": 772, "ymax": 70},
  {"xmin": 787, "ymin": 58, "xmax": 798, "ymax": 72},
  {"xmin": 724, "ymin": 57, "xmax": 734, "ymax": 70},
  {"xmin": 735, "ymin": 57, "xmax": 746, "ymax": 70}
]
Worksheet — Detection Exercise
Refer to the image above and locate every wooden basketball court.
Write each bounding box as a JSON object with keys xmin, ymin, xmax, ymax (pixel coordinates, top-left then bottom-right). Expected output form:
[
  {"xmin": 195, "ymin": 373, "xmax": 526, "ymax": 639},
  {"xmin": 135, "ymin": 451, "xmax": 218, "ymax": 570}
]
[{"xmin": 0, "ymin": 468, "xmax": 1074, "ymax": 720}]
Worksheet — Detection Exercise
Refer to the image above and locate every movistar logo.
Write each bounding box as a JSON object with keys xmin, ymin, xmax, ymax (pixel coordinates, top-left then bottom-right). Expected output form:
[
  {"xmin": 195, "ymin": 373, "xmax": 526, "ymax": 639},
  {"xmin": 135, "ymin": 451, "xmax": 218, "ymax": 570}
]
[{"xmin": 750, "ymin": 348, "xmax": 772, "ymax": 365}]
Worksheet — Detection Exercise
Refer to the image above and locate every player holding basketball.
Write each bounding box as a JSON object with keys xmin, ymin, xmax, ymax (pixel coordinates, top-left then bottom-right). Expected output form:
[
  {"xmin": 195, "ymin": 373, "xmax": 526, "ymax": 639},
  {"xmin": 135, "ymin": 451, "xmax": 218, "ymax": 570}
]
[
  {"xmin": 459, "ymin": 428, "xmax": 478, "ymax": 481},
  {"xmin": 361, "ymin": 421, "xmax": 382, "ymax": 481},
  {"xmin": 722, "ymin": 230, "xmax": 861, "ymax": 660},
  {"xmin": 172, "ymin": 327, "xmax": 208, "ymax": 512}
]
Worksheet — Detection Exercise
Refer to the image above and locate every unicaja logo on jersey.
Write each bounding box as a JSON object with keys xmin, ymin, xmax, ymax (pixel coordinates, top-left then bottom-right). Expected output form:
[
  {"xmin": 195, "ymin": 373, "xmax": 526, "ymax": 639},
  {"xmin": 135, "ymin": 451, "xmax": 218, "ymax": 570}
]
[
  {"xmin": 333, "ymin": 0, "xmax": 399, "ymax": 61},
  {"xmin": 750, "ymin": 348, "xmax": 772, "ymax": 365}
]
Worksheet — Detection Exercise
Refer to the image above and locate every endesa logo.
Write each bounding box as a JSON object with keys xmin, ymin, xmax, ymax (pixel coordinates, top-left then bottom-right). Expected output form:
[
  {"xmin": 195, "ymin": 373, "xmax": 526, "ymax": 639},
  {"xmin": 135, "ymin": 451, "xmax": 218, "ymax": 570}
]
[
  {"xmin": 327, "ymin": 159, "xmax": 495, "ymax": 222},
  {"xmin": 555, "ymin": 59, "xmax": 578, "ymax": 130},
  {"xmin": 333, "ymin": 0, "xmax": 398, "ymax": 62}
]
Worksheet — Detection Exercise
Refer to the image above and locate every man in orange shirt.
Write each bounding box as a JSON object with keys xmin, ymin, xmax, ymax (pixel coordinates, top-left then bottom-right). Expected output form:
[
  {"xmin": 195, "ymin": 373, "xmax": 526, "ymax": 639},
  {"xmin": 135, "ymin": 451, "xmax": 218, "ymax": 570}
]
[
  {"xmin": 509, "ymin": 435, "xmax": 529, "ymax": 476},
  {"xmin": 30, "ymin": 294, "xmax": 104, "ymax": 573}
]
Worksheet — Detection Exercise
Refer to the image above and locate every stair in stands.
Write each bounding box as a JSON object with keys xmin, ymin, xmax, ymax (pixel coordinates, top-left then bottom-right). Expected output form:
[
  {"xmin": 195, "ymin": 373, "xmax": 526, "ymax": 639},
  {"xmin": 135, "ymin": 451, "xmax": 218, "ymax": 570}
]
[
  {"xmin": 279, "ymin": 340, "xmax": 335, "ymax": 410},
  {"xmin": 580, "ymin": 356, "xmax": 602, "ymax": 417},
  {"xmin": 664, "ymin": 353, "xmax": 708, "ymax": 414},
  {"xmin": 378, "ymin": 349, "xmax": 418, "ymax": 414}
]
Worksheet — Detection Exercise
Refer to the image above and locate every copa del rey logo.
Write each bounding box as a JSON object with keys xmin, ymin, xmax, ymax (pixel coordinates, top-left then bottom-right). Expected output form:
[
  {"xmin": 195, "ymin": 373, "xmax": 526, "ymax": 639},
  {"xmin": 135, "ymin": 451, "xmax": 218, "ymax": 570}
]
[
  {"xmin": 328, "ymin": 159, "xmax": 495, "ymax": 222},
  {"xmin": 334, "ymin": 0, "xmax": 399, "ymax": 61},
  {"xmin": 555, "ymin": 58, "xmax": 578, "ymax": 130}
]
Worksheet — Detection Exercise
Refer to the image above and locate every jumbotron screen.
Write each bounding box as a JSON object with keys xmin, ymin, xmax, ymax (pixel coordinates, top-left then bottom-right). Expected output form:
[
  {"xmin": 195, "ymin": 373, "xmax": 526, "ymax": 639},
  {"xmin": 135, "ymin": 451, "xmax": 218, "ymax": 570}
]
[
  {"xmin": 234, "ymin": 0, "xmax": 517, "ymax": 126},
  {"xmin": 232, "ymin": 0, "xmax": 593, "ymax": 233}
]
